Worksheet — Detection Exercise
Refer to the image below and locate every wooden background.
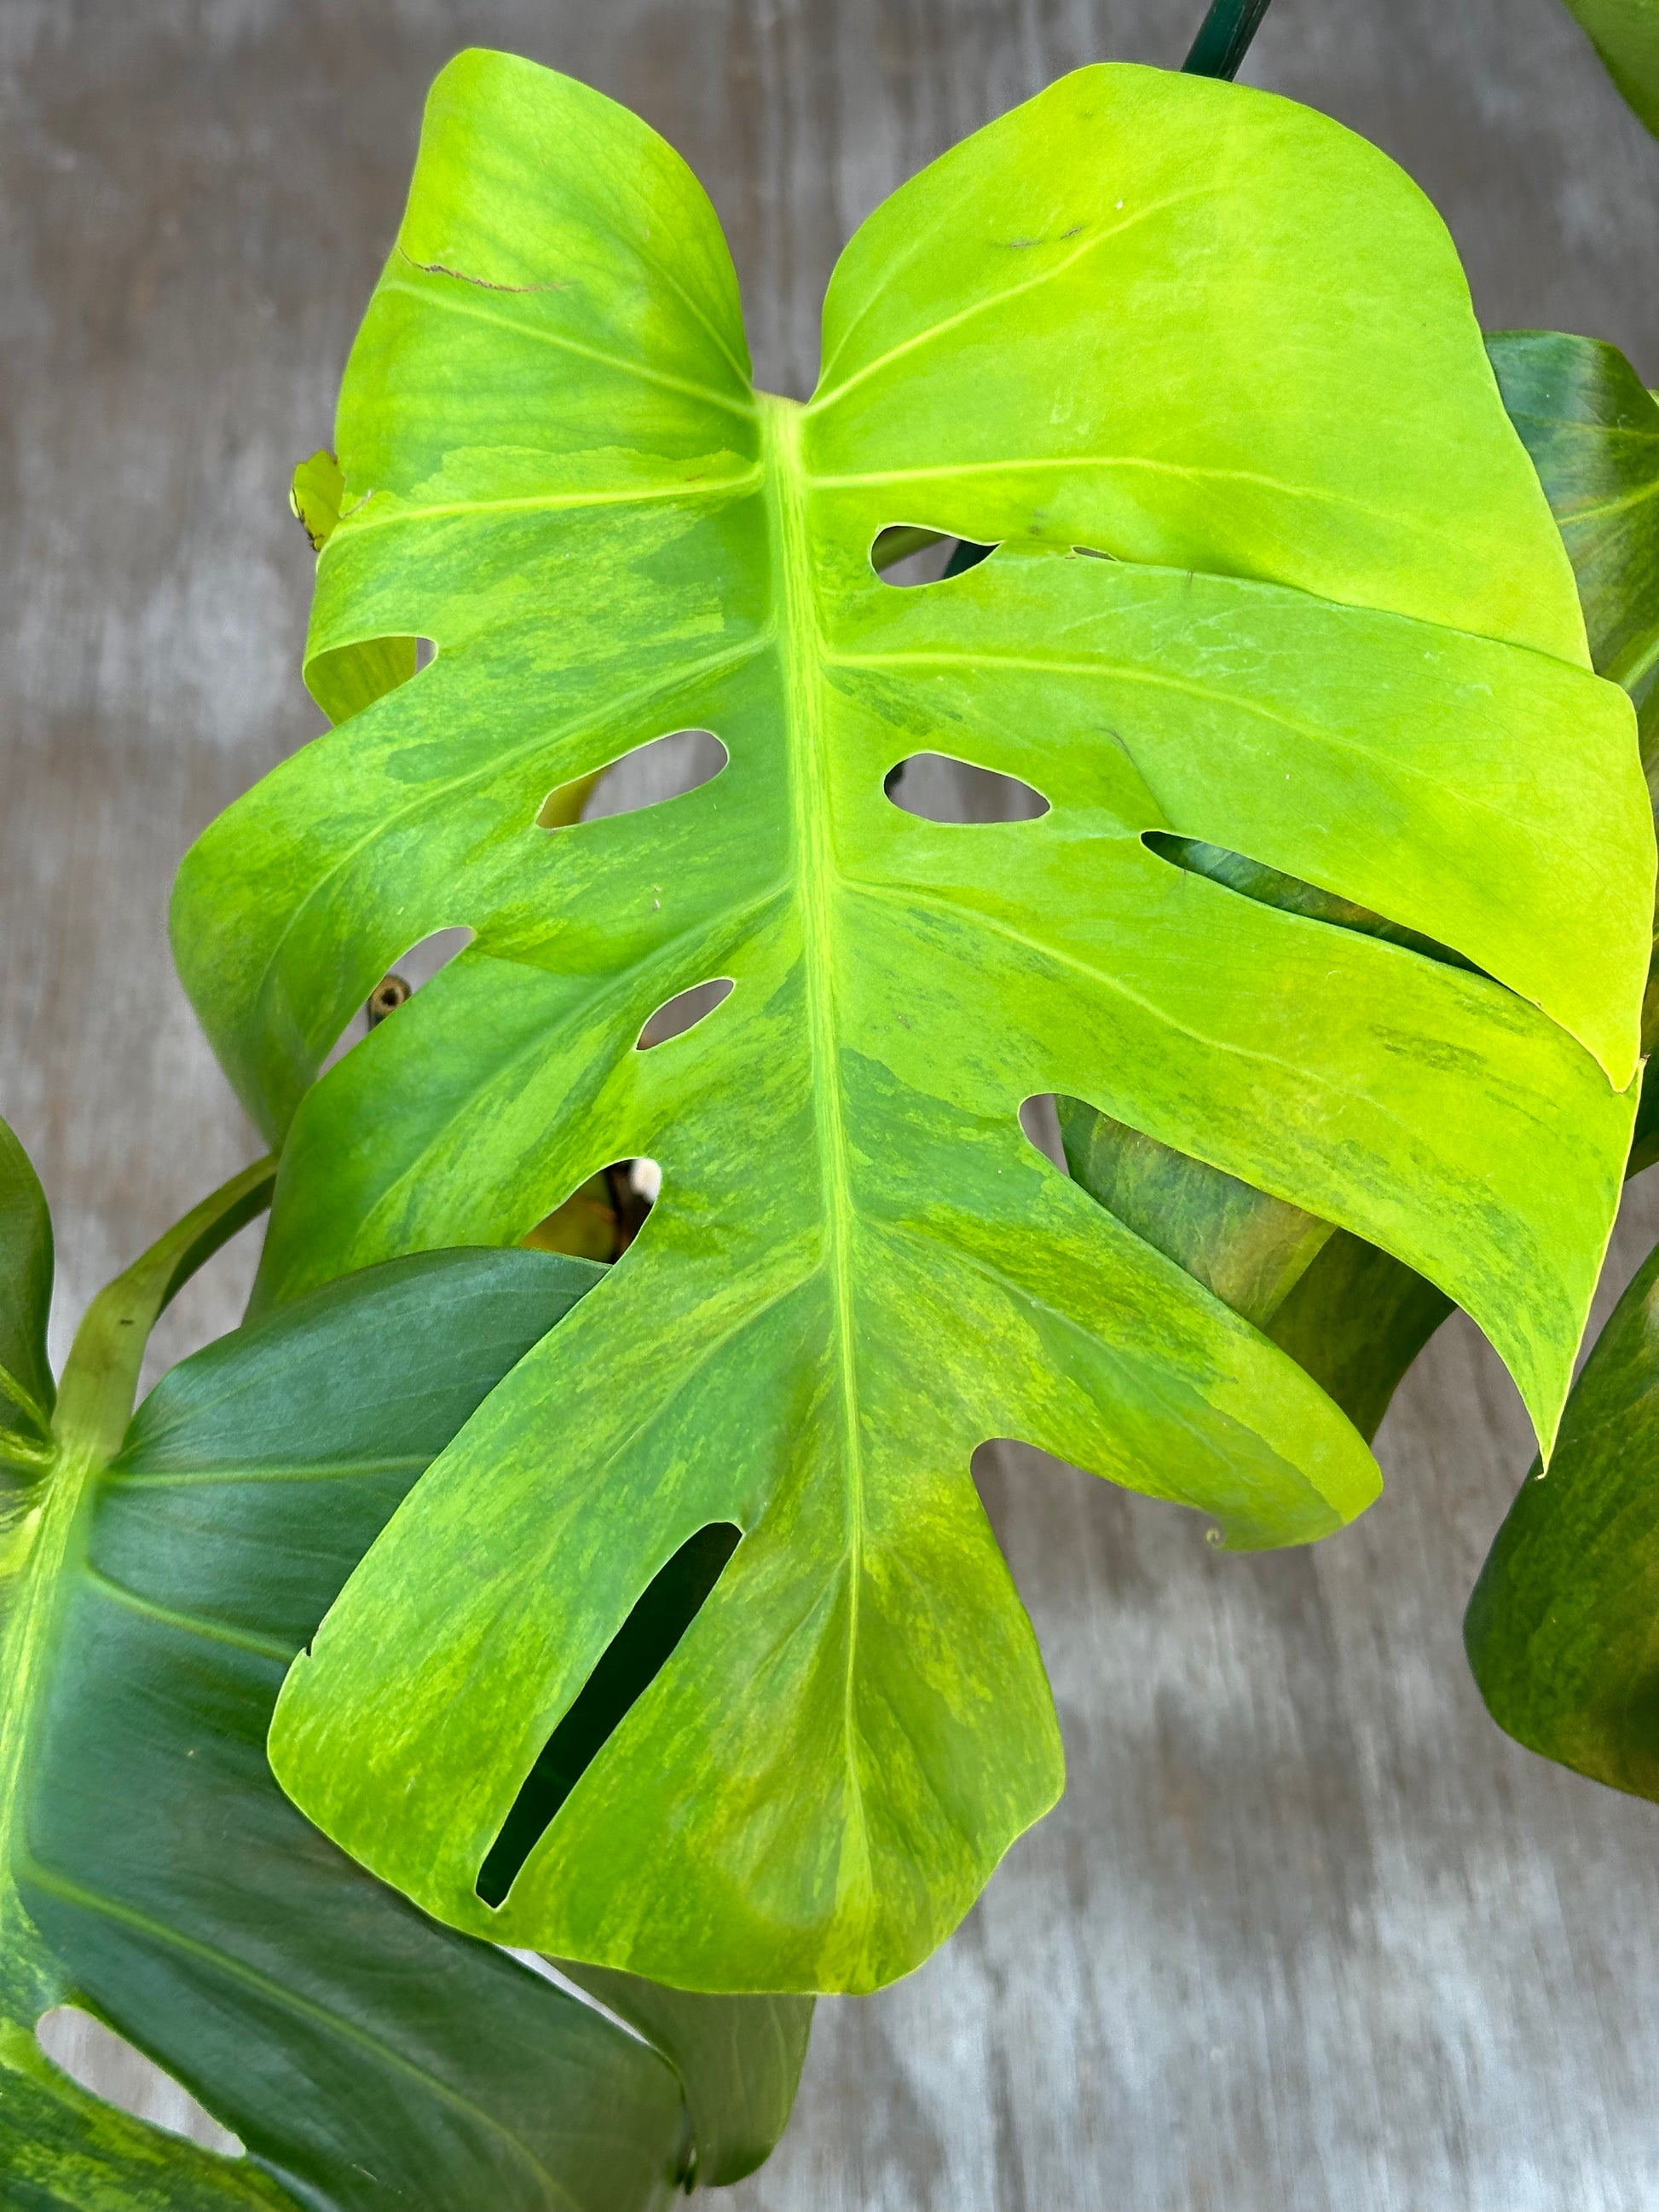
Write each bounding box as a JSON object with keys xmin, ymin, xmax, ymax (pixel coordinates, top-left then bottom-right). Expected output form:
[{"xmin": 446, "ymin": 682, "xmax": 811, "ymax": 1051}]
[{"xmin": 3, "ymin": 1, "xmax": 1658, "ymax": 2204}]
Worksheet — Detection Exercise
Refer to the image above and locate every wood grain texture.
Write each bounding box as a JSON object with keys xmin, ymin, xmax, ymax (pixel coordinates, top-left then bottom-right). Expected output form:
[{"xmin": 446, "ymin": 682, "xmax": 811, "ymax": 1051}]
[{"xmin": 2, "ymin": 1, "xmax": 1656, "ymax": 2203}]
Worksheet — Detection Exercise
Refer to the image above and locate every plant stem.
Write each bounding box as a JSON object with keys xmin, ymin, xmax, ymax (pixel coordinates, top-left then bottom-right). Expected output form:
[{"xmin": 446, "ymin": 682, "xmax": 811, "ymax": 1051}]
[
  {"xmin": 52, "ymin": 1155, "xmax": 276, "ymax": 1463},
  {"xmin": 1182, "ymin": 0, "xmax": 1273, "ymax": 79}
]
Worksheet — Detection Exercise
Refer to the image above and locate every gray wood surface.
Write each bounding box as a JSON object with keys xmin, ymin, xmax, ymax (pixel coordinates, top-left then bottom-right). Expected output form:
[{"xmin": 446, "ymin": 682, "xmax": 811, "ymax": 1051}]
[{"xmin": 3, "ymin": 2, "xmax": 1657, "ymax": 2204}]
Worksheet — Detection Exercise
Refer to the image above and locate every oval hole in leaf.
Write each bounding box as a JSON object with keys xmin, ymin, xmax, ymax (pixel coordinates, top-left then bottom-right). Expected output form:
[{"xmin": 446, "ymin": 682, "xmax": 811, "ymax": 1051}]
[
  {"xmin": 537, "ymin": 729, "xmax": 727, "ymax": 829},
  {"xmin": 870, "ymin": 527, "xmax": 952, "ymax": 585},
  {"xmin": 1018, "ymin": 1094, "xmax": 1068, "ymax": 1172},
  {"xmin": 870, "ymin": 529, "xmax": 998, "ymax": 586},
  {"xmin": 523, "ymin": 1158, "xmax": 656, "ymax": 1262},
  {"xmin": 318, "ymin": 926, "xmax": 477, "ymax": 1077},
  {"xmin": 1142, "ymin": 833, "xmax": 1476, "ymax": 973},
  {"xmin": 37, "ymin": 2006, "xmax": 245, "ymax": 2157},
  {"xmin": 885, "ymin": 754, "xmax": 1049, "ymax": 823},
  {"xmin": 475, "ymin": 1522, "xmax": 743, "ymax": 1909},
  {"xmin": 636, "ymin": 977, "xmax": 734, "ymax": 1052}
]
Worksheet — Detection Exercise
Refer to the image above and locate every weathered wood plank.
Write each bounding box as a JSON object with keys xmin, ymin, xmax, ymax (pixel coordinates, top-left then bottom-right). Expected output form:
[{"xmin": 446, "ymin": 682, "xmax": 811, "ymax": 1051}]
[{"xmin": 3, "ymin": 3, "xmax": 1656, "ymax": 2203}]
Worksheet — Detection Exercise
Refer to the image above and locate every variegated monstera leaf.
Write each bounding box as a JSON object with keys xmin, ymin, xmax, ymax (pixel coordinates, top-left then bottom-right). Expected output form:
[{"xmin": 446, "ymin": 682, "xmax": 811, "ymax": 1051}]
[{"xmin": 172, "ymin": 53, "xmax": 1650, "ymax": 1992}]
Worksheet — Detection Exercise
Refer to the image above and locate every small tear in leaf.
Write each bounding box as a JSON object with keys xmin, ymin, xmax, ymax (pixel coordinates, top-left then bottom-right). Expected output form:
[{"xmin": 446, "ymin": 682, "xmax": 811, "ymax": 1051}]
[
  {"xmin": 886, "ymin": 754, "xmax": 1049, "ymax": 823},
  {"xmin": 538, "ymin": 729, "xmax": 727, "ymax": 830},
  {"xmin": 475, "ymin": 1522, "xmax": 743, "ymax": 1909},
  {"xmin": 399, "ymin": 246, "xmax": 565, "ymax": 295},
  {"xmin": 637, "ymin": 978, "xmax": 733, "ymax": 1052},
  {"xmin": 37, "ymin": 2007, "xmax": 245, "ymax": 2157}
]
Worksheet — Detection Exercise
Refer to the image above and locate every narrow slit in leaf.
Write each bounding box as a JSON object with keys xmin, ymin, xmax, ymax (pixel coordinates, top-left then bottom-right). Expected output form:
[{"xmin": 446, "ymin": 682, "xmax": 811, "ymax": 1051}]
[
  {"xmin": 636, "ymin": 977, "xmax": 733, "ymax": 1051},
  {"xmin": 476, "ymin": 1522, "xmax": 743, "ymax": 1909},
  {"xmin": 1141, "ymin": 832, "xmax": 1477, "ymax": 973},
  {"xmin": 885, "ymin": 753, "xmax": 1049, "ymax": 823},
  {"xmin": 537, "ymin": 728, "xmax": 727, "ymax": 829},
  {"xmin": 318, "ymin": 925, "xmax": 475, "ymax": 1077}
]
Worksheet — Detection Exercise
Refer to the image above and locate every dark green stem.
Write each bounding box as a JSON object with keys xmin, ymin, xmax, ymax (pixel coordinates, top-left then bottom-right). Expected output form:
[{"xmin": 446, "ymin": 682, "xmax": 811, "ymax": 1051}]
[{"xmin": 1182, "ymin": 0, "xmax": 1273, "ymax": 79}]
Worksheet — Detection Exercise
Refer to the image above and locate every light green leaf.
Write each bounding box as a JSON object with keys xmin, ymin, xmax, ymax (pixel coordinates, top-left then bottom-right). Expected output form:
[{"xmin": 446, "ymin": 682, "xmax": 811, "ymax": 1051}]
[
  {"xmin": 171, "ymin": 53, "xmax": 1650, "ymax": 1992},
  {"xmin": 1559, "ymin": 0, "xmax": 1659, "ymax": 135},
  {"xmin": 288, "ymin": 449, "xmax": 344, "ymax": 553},
  {"xmin": 1, "ymin": 1128, "xmax": 803, "ymax": 2203}
]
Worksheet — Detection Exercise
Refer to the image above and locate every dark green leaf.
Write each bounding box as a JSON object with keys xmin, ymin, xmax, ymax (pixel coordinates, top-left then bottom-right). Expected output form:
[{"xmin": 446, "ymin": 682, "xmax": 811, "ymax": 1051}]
[
  {"xmin": 1558, "ymin": 0, "xmax": 1659, "ymax": 136},
  {"xmin": 1263, "ymin": 1234, "xmax": 1453, "ymax": 1446},
  {"xmin": 554, "ymin": 1963, "xmax": 812, "ymax": 2188},
  {"xmin": 3, "ymin": 1146, "xmax": 806, "ymax": 2204},
  {"xmin": 1465, "ymin": 1235, "xmax": 1659, "ymax": 1797},
  {"xmin": 1486, "ymin": 332, "xmax": 1659, "ymax": 738},
  {"xmin": 0, "ymin": 1118, "xmax": 55, "ymax": 1476},
  {"xmin": 1055, "ymin": 1095, "xmax": 1332, "ymax": 1331},
  {"xmin": 1488, "ymin": 332, "xmax": 1659, "ymax": 1170}
]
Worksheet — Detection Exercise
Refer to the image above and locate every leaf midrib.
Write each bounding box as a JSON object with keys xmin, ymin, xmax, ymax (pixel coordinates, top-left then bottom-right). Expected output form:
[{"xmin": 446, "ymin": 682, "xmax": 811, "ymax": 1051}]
[{"xmin": 761, "ymin": 394, "xmax": 873, "ymax": 1939}]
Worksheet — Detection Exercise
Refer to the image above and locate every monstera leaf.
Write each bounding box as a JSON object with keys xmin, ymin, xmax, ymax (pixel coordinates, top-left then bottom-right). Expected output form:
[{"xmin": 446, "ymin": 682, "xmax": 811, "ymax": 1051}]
[
  {"xmin": 1559, "ymin": 0, "xmax": 1659, "ymax": 134},
  {"xmin": 1489, "ymin": 332, "xmax": 1659, "ymax": 1165},
  {"xmin": 1488, "ymin": 332, "xmax": 1659, "ymax": 748},
  {"xmin": 1465, "ymin": 1232, "xmax": 1659, "ymax": 1797},
  {"xmin": 0, "ymin": 1125, "xmax": 806, "ymax": 2206},
  {"xmin": 1464, "ymin": 336, "xmax": 1659, "ymax": 1802},
  {"xmin": 170, "ymin": 52, "xmax": 1650, "ymax": 1993}
]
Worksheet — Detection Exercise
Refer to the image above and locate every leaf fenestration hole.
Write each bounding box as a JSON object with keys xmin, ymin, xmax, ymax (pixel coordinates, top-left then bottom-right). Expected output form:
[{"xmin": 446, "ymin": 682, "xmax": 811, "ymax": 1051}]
[
  {"xmin": 1142, "ymin": 833, "xmax": 1476, "ymax": 973},
  {"xmin": 475, "ymin": 1522, "xmax": 743, "ymax": 1909},
  {"xmin": 636, "ymin": 977, "xmax": 733, "ymax": 1051},
  {"xmin": 885, "ymin": 754, "xmax": 1049, "ymax": 823},
  {"xmin": 870, "ymin": 528, "xmax": 998, "ymax": 586},
  {"xmin": 319, "ymin": 926, "xmax": 476, "ymax": 1076},
  {"xmin": 37, "ymin": 2007, "xmax": 245, "ymax": 2157},
  {"xmin": 523, "ymin": 1158, "xmax": 657, "ymax": 1262},
  {"xmin": 537, "ymin": 729, "xmax": 727, "ymax": 829},
  {"xmin": 1019, "ymin": 1094, "xmax": 1069, "ymax": 1173}
]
